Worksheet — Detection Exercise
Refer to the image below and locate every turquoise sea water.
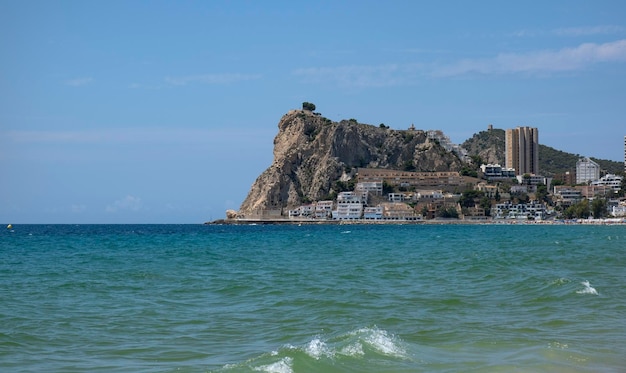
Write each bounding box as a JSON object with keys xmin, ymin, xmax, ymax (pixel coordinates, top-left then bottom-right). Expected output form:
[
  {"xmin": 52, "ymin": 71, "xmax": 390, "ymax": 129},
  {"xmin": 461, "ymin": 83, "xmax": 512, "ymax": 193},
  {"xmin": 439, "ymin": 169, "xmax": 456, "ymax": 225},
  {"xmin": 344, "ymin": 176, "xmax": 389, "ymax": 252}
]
[{"xmin": 1, "ymin": 224, "xmax": 625, "ymax": 372}]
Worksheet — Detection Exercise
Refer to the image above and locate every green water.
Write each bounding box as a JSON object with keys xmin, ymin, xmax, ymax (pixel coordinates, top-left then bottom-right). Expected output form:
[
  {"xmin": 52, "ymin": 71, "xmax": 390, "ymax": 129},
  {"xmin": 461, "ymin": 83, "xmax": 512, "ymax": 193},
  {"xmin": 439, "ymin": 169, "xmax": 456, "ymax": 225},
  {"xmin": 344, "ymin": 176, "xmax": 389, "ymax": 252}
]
[{"xmin": 1, "ymin": 224, "xmax": 625, "ymax": 372}]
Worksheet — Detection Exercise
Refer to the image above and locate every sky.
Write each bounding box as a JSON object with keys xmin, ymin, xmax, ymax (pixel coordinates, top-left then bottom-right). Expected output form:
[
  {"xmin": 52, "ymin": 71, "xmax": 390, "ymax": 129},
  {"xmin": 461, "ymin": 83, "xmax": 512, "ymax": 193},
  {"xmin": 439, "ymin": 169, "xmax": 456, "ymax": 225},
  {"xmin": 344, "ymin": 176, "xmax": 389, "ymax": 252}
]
[{"xmin": 1, "ymin": 0, "xmax": 626, "ymax": 223}]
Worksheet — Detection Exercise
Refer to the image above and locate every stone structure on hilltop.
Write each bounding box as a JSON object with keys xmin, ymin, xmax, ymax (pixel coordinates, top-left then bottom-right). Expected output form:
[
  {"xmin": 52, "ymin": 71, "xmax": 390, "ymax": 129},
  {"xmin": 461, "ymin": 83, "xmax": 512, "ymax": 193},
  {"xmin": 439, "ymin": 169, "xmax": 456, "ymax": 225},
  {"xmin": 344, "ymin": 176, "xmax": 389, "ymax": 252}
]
[{"xmin": 237, "ymin": 109, "xmax": 465, "ymax": 218}]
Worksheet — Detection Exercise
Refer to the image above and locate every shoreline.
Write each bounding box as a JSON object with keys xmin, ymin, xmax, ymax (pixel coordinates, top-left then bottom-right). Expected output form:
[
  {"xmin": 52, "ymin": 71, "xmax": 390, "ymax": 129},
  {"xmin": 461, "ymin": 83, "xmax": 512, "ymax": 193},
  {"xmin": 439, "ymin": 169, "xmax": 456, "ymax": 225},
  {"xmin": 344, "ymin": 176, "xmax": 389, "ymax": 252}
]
[{"xmin": 207, "ymin": 217, "xmax": 626, "ymax": 226}]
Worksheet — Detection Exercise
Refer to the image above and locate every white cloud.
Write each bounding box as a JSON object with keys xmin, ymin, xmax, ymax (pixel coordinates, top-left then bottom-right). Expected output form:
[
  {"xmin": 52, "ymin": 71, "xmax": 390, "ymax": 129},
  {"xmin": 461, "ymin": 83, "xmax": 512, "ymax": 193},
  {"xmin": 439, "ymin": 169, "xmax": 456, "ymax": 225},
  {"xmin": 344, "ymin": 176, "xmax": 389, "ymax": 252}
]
[
  {"xmin": 164, "ymin": 73, "xmax": 261, "ymax": 86},
  {"xmin": 105, "ymin": 195, "xmax": 142, "ymax": 213},
  {"xmin": 432, "ymin": 39, "xmax": 626, "ymax": 77},
  {"xmin": 65, "ymin": 77, "xmax": 93, "ymax": 87},
  {"xmin": 293, "ymin": 40, "xmax": 626, "ymax": 86}
]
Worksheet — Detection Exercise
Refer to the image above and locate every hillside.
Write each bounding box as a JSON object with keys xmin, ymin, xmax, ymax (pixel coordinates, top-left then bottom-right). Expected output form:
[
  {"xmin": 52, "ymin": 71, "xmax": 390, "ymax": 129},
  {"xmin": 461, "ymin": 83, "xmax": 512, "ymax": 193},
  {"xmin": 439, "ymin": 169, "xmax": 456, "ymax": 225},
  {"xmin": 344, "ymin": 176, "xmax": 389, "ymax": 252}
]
[
  {"xmin": 238, "ymin": 110, "xmax": 464, "ymax": 216},
  {"xmin": 462, "ymin": 129, "xmax": 624, "ymax": 176},
  {"xmin": 238, "ymin": 110, "xmax": 623, "ymax": 218}
]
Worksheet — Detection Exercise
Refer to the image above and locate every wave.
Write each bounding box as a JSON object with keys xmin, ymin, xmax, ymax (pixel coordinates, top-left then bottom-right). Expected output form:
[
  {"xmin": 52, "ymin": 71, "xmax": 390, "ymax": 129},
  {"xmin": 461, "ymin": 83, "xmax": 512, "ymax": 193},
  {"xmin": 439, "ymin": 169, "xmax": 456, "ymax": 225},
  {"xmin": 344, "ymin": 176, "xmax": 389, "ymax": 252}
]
[
  {"xmin": 576, "ymin": 280, "xmax": 599, "ymax": 295},
  {"xmin": 216, "ymin": 326, "xmax": 407, "ymax": 373}
]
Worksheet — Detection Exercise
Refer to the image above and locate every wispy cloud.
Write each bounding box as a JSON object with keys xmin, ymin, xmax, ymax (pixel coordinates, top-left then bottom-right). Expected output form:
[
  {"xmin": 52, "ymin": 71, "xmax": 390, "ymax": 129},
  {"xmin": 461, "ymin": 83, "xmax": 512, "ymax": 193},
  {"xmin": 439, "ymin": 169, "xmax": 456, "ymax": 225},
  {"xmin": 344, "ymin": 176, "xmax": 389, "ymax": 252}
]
[
  {"xmin": 65, "ymin": 77, "xmax": 93, "ymax": 87},
  {"xmin": 292, "ymin": 40, "xmax": 626, "ymax": 86},
  {"xmin": 4, "ymin": 128, "xmax": 274, "ymax": 145},
  {"xmin": 432, "ymin": 39, "xmax": 626, "ymax": 77},
  {"xmin": 293, "ymin": 63, "xmax": 422, "ymax": 88},
  {"xmin": 554, "ymin": 25, "xmax": 626, "ymax": 36},
  {"xmin": 128, "ymin": 82, "xmax": 161, "ymax": 90},
  {"xmin": 512, "ymin": 25, "xmax": 626, "ymax": 38},
  {"xmin": 164, "ymin": 73, "xmax": 261, "ymax": 86},
  {"xmin": 105, "ymin": 195, "xmax": 142, "ymax": 213}
]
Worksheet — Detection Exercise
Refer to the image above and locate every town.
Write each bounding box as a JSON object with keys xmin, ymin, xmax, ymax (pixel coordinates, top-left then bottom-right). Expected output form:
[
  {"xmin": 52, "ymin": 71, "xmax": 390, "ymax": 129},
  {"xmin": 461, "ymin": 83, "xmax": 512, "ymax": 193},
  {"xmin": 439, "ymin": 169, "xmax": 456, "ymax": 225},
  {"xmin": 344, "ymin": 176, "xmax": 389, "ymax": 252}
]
[{"xmin": 279, "ymin": 127, "xmax": 626, "ymax": 223}]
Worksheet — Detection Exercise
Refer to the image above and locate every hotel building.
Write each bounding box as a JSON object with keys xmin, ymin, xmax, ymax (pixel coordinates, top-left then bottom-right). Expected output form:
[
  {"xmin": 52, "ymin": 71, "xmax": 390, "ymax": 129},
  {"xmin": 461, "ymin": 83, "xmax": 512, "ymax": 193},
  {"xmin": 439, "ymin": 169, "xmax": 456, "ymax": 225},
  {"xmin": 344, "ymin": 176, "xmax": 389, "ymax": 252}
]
[
  {"xmin": 576, "ymin": 157, "xmax": 600, "ymax": 184},
  {"xmin": 505, "ymin": 127, "xmax": 539, "ymax": 176}
]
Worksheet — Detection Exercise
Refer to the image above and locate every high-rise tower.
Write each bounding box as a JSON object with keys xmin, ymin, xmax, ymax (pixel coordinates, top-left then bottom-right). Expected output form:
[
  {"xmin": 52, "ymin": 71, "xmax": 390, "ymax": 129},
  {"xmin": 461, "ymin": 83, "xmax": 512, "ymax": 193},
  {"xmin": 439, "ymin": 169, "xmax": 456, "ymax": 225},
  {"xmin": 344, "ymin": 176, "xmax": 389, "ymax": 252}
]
[{"xmin": 505, "ymin": 126, "xmax": 539, "ymax": 176}]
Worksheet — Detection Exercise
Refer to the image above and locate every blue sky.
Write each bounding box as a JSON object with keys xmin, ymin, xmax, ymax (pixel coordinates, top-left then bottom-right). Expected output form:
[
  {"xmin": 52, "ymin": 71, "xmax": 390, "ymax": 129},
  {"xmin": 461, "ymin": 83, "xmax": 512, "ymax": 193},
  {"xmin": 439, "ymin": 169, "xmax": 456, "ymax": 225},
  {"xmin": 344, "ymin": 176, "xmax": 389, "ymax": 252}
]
[{"xmin": 1, "ymin": 1, "xmax": 626, "ymax": 223}]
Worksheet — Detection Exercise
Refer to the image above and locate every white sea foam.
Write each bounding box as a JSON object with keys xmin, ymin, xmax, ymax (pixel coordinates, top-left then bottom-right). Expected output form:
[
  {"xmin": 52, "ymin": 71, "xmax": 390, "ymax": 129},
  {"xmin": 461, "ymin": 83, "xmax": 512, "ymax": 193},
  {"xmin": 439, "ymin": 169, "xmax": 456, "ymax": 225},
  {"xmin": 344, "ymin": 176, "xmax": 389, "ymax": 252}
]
[
  {"xmin": 365, "ymin": 328, "xmax": 406, "ymax": 357},
  {"xmin": 298, "ymin": 327, "xmax": 405, "ymax": 361},
  {"xmin": 576, "ymin": 280, "xmax": 598, "ymax": 295},
  {"xmin": 339, "ymin": 342, "xmax": 364, "ymax": 356},
  {"xmin": 254, "ymin": 357, "xmax": 293, "ymax": 373},
  {"xmin": 349, "ymin": 327, "xmax": 406, "ymax": 358},
  {"xmin": 304, "ymin": 338, "xmax": 332, "ymax": 359}
]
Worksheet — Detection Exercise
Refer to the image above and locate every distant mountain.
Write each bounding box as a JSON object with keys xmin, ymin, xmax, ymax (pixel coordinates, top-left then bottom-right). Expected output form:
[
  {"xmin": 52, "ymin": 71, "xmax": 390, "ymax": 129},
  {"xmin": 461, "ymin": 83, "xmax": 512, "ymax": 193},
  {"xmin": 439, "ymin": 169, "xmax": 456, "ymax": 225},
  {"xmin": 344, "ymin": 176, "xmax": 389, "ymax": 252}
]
[{"xmin": 462, "ymin": 128, "xmax": 624, "ymax": 176}]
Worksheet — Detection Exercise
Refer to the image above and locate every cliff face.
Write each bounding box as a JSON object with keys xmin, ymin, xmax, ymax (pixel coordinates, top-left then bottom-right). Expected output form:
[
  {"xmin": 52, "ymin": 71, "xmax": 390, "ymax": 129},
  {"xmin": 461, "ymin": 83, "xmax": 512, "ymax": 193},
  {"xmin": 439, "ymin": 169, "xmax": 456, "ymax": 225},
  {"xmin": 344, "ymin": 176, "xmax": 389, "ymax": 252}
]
[{"xmin": 238, "ymin": 110, "xmax": 464, "ymax": 216}]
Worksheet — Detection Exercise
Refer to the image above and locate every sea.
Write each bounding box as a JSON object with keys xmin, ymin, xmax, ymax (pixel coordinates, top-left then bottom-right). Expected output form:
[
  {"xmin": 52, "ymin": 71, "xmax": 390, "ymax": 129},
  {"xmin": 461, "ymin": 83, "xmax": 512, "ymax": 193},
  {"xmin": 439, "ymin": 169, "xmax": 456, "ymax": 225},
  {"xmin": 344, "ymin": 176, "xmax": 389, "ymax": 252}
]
[{"xmin": 1, "ymin": 223, "xmax": 625, "ymax": 373}]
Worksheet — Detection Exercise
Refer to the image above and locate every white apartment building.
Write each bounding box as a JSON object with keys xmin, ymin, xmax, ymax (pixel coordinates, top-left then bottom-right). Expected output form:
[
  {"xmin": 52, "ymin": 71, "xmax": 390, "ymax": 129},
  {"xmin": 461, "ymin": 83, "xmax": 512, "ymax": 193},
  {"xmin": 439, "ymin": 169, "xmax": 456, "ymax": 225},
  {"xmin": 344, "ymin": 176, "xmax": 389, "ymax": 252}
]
[
  {"xmin": 356, "ymin": 181, "xmax": 383, "ymax": 196},
  {"xmin": 493, "ymin": 201, "xmax": 547, "ymax": 220},
  {"xmin": 388, "ymin": 193, "xmax": 405, "ymax": 202},
  {"xmin": 363, "ymin": 206, "xmax": 383, "ymax": 220},
  {"xmin": 314, "ymin": 200, "xmax": 334, "ymax": 219},
  {"xmin": 416, "ymin": 190, "xmax": 444, "ymax": 201},
  {"xmin": 288, "ymin": 204, "xmax": 314, "ymax": 218},
  {"xmin": 480, "ymin": 164, "xmax": 516, "ymax": 179},
  {"xmin": 334, "ymin": 191, "xmax": 365, "ymax": 219},
  {"xmin": 591, "ymin": 174, "xmax": 623, "ymax": 193},
  {"xmin": 576, "ymin": 157, "xmax": 600, "ymax": 184},
  {"xmin": 553, "ymin": 186, "xmax": 583, "ymax": 207}
]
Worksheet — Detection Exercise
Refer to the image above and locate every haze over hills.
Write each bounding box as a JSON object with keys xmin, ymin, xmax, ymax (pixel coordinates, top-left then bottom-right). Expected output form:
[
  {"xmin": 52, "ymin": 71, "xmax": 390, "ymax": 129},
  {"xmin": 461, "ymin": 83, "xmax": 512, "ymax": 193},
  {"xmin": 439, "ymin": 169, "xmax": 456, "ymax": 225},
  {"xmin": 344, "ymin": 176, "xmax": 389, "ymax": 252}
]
[{"xmin": 238, "ymin": 108, "xmax": 624, "ymax": 216}]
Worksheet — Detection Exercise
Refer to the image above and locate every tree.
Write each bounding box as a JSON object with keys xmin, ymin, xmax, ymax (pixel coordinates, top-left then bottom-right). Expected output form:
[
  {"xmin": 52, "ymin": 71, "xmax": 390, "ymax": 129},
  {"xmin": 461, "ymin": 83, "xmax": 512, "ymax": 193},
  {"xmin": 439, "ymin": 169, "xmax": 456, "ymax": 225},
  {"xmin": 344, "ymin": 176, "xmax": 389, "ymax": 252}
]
[
  {"xmin": 591, "ymin": 198, "xmax": 607, "ymax": 218},
  {"xmin": 459, "ymin": 190, "xmax": 484, "ymax": 208},
  {"xmin": 382, "ymin": 181, "xmax": 394, "ymax": 194},
  {"xmin": 563, "ymin": 199, "xmax": 590, "ymax": 219},
  {"xmin": 535, "ymin": 183, "xmax": 549, "ymax": 203},
  {"xmin": 302, "ymin": 102, "xmax": 316, "ymax": 111},
  {"xmin": 437, "ymin": 206, "xmax": 459, "ymax": 219},
  {"xmin": 479, "ymin": 196, "xmax": 492, "ymax": 216},
  {"xmin": 403, "ymin": 160, "xmax": 416, "ymax": 172}
]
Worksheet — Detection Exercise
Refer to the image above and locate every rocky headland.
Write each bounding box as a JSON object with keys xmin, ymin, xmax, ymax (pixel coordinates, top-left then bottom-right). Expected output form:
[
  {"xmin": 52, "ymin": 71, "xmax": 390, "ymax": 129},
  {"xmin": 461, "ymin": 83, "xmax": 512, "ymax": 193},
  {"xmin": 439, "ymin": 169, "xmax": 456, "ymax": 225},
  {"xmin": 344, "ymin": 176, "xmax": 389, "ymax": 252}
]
[{"xmin": 238, "ymin": 109, "xmax": 465, "ymax": 217}]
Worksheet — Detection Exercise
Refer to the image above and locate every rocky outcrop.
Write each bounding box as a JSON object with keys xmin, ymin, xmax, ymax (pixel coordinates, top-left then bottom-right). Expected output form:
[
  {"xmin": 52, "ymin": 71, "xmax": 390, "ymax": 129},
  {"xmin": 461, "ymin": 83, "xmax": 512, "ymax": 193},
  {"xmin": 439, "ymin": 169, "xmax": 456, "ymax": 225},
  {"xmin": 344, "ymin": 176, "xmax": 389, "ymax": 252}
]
[
  {"xmin": 461, "ymin": 128, "xmax": 505, "ymax": 165},
  {"xmin": 238, "ymin": 109, "xmax": 465, "ymax": 217}
]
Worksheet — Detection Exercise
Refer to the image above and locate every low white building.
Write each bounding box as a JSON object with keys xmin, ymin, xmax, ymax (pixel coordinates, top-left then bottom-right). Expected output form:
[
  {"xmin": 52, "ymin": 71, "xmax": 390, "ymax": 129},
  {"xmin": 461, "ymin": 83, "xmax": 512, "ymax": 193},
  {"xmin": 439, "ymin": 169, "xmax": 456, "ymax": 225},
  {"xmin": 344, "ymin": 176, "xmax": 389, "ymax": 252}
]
[
  {"xmin": 388, "ymin": 193, "xmax": 405, "ymax": 202},
  {"xmin": 493, "ymin": 201, "xmax": 547, "ymax": 220},
  {"xmin": 553, "ymin": 186, "xmax": 583, "ymax": 207},
  {"xmin": 314, "ymin": 200, "xmax": 334, "ymax": 219},
  {"xmin": 480, "ymin": 164, "xmax": 516, "ymax": 179},
  {"xmin": 416, "ymin": 190, "xmax": 444, "ymax": 201},
  {"xmin": 356, "ymin": 181, "xmax": 383, "ymax": 196},
  {"xmin": 334, "ymin": 191, "xmax": 365, "ymax": 219},
  {"xmin": 288, "ymin": 204, "xmax": 315, "ymax": 218},
  {"xmin": 591, "ymin": 174, "xmax": 623, "ymax": 193},
  {"xmin": 611, "ymin": 204, "xmax": 626, "ymax": 217},
  {"xmin": 363, "ymin": 206, "xmax": 383, "ymax": 220}
]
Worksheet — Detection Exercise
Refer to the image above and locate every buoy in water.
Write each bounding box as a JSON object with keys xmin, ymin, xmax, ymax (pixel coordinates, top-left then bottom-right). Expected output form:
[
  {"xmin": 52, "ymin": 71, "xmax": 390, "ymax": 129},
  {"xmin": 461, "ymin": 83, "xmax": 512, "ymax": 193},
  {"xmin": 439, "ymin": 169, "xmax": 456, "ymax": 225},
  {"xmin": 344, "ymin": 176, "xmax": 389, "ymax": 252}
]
[{"xmin": 6, "ymin": 224, "xmax": 12, "ymax": 229}]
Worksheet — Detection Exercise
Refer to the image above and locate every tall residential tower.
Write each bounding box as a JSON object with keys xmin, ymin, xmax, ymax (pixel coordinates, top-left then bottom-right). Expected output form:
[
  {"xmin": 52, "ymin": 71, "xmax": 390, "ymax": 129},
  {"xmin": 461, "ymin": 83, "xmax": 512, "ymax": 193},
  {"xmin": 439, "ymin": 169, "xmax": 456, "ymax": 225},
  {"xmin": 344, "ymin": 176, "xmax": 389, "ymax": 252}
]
[{"xmin": 505, "ymin": 126, "xmax": 539, "ymax": 176}]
